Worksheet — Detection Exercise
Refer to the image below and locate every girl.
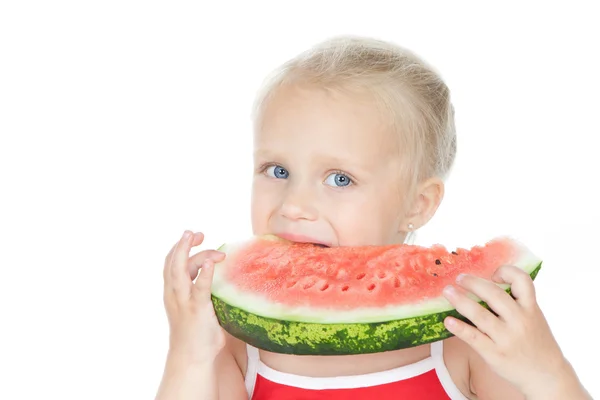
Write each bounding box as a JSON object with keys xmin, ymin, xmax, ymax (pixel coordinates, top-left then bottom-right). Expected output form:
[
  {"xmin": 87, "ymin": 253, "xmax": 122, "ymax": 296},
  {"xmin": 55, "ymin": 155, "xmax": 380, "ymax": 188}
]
[{"xmin": 155, "ymin": 36, "xmax": 590, "ymax": 399}]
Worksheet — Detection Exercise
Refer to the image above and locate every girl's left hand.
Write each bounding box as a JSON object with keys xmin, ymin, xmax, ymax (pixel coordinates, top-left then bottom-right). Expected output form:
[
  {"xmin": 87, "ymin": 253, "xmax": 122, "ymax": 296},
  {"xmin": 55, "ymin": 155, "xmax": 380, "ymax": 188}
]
[{"xmin": 442, "ymin": 265, "xmax": 578, "ymax": 397}]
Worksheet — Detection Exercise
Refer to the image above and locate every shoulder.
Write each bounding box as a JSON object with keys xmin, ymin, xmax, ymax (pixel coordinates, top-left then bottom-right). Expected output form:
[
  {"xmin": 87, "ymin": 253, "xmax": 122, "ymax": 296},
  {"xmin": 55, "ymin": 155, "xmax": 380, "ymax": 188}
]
[
  {"xmin": 213, "ymin": 332, "xmax": 249, "ymax": 399},
  {"xmin": 223, "ymin": 331, "xmax": 250, "ymax": 376},
  {"xmin": 444, "ymin": 337, "xmax": 525, "ymax": 400}
]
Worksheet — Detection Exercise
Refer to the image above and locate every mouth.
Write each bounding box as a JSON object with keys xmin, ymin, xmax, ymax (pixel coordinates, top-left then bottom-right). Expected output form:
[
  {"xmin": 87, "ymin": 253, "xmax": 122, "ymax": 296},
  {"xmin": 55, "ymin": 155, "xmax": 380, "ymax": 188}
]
[{"xmin": 274, "ymin": 232, "xmax": 331, "ymax": 248}]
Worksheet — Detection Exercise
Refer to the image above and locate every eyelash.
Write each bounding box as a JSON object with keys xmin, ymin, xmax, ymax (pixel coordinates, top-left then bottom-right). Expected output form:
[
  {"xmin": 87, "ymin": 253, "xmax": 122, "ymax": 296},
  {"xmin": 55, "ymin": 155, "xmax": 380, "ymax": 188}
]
[
  {"xmin": 257, "ymin": 163, "xmax": 356, "ymax": 186},
  {"xmin": 257, "ymin": 162, "xmax": 278, "ymax": 174},
  {"xmin": 329, "ymin": 169, "xmax": 355, "ymax": 185}
]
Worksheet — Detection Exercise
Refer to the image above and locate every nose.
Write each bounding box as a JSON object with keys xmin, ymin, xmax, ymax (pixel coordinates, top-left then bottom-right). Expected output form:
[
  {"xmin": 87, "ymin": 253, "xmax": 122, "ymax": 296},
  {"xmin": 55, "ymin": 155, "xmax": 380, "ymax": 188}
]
[{"xmin": 279, "ymin": 182, "xmax": 318, "ymax": 221}]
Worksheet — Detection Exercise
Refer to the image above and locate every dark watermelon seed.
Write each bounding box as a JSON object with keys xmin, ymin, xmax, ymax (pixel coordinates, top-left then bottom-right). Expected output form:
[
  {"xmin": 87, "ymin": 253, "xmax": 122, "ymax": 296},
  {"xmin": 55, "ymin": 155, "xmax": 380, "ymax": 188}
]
[
  {"xmin": 452, "ymin": 251, "xmax": 458, "ymax": 255},
  {"xmin": 435, "ymin": 259, "xmax": 441, "ymax": 265},
  {"xmin": 433, "ymin": 273, "xmax": 438, "ymax": 277}
]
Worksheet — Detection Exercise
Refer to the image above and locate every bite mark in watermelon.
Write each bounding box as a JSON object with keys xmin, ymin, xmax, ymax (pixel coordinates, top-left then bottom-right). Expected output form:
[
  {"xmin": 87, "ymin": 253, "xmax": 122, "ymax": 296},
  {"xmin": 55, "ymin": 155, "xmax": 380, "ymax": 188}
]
[{"xmin": 210, "ymin": 236, "xmax": 542, "ymax": 355}]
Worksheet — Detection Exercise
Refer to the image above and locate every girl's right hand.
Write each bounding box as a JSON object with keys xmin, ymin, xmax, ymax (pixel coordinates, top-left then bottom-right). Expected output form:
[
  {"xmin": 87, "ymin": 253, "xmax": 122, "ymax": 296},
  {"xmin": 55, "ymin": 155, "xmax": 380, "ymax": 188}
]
[{"xmin": 162, "ymin": 230, "xmax": 226, "ymax": 364}]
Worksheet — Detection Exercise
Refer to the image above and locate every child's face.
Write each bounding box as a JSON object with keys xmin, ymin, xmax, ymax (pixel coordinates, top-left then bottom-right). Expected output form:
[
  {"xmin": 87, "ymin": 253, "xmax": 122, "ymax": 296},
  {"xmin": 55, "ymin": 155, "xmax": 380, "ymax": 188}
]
[{"xmin": 250, "ymin": 85, "xmax": 411, "ymax": 247}]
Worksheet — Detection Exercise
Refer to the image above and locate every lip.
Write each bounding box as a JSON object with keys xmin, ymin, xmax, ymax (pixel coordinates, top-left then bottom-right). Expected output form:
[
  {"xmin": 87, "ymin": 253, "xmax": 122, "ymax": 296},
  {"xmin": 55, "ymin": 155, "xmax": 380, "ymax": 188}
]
[{"xmin": 274, "ymin": 232, "xmax": 331, "ymax": 247}]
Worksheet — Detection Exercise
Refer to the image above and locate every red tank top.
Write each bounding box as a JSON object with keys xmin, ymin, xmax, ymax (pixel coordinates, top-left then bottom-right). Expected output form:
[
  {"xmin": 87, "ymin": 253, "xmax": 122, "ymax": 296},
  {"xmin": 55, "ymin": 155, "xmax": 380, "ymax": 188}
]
[{"xmin": 245, "ymin": 341, "xmax": 468, "ymax": 399}]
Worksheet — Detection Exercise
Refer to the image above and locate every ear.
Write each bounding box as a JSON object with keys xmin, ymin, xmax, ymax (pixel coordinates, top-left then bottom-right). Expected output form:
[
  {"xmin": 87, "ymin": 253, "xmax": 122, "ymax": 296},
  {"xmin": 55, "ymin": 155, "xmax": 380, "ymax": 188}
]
[{"xmin": 403, "ymin": 177, "xmax": 445, "ymax": 231}]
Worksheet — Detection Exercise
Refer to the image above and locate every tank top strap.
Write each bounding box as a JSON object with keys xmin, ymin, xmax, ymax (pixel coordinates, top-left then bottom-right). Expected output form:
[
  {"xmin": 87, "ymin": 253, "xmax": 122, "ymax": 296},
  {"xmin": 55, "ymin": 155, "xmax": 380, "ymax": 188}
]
[
  {"xmin": 430, "ymin": 339, "xmax": 444, "ymax": 360},
  {"xmin": 430, "ymin": 340, "xmax": 470, "ymax": 400},
  {"xmin": 245, "ymin": 344, "xmax": 259, "ymax": 398}
]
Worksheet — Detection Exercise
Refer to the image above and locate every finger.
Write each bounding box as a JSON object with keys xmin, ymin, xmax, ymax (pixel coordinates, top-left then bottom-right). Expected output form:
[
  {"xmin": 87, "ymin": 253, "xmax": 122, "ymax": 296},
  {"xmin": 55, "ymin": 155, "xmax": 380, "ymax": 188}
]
[
  {"xmin": 171, "ymin": 232, "xmax": 206, "ymax": 278},
  {"xmin": 190, "ymin": 231, "xmax": 206, "ymax": 247},
  {"xmin": 193, "ymin": 259, "xmax": 216, "ymax": 302},
  {"xmin": 168, "ymin": 230, "xmax": 195, "ymax": 296},
  {"xmin": 163, "ymin": 241, "xmax": 180, "ymax": 282},
  {"xmin": 455, "ymin": 274, "xmax": 520, "ymax": 320},
  {"xmin": 444, "ymin": 316, "xmax": 495, "ymax": 356},
  {"xmin": 443, "ymin": 285, "xmax": 503, "ymax": 338},
  {"xmin": 187, "ymin": 250, "xmax": 226, "ymax": 280},
  {"xmin": 492, "ymin": 265, "xmax": 536, "ymax": 309},
  {"xmin": 163, "ymin": 232, "xmax": 204, "ymax": 279}
]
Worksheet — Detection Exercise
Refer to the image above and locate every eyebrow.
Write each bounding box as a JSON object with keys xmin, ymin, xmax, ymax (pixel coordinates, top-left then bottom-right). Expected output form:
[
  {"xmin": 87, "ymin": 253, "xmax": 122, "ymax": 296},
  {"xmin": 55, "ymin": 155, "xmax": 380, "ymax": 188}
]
[{"xmin": 253, "ymin": 149, "xmax": 278, "ymax": 159}]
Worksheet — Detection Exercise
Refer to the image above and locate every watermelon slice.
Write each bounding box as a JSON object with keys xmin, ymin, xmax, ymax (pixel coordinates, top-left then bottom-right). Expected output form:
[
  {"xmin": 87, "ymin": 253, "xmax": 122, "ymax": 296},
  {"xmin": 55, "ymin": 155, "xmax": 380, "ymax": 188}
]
[{"xmin": 210, "ymin": 235, "xmax": 542, "ymax": 355}]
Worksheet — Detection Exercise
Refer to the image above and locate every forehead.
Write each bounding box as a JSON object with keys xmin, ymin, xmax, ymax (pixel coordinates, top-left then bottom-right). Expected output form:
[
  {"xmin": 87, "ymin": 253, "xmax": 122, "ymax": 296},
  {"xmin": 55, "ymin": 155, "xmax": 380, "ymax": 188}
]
[{"xmin": 254, "ymin": 85, "xmax": 398, "ymax": 164}]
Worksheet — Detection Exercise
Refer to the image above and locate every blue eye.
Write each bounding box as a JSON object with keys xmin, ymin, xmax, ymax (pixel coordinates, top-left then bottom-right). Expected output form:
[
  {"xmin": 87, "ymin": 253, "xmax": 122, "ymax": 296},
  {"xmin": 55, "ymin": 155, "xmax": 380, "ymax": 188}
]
[
  {"xmin": 324, "ymin": 172, "xmax": 352, "ymax": 187},
  {"xmin": 266, "ymin": 165, "xmax": 289, "ymax": 179}
]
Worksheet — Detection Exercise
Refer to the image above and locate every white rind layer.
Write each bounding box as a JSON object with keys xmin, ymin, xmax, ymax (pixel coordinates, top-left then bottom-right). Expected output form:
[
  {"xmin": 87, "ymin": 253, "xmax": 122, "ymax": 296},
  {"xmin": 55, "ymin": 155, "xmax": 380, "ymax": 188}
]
[{"xmin": 210, "ymin": 238, "xmax": 542, "ymax": 324}]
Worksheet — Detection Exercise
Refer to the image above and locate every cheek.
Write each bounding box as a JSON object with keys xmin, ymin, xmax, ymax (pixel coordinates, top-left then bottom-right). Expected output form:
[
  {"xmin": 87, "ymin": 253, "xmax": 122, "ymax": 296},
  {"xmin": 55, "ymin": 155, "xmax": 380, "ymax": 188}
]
[
  {"xmin": 328, "ymin": 189, "xmax": 404, "ymax": 245},
  {"xmin": 251, "ymin": 179, "xmax": 277, "ymax": 231}
]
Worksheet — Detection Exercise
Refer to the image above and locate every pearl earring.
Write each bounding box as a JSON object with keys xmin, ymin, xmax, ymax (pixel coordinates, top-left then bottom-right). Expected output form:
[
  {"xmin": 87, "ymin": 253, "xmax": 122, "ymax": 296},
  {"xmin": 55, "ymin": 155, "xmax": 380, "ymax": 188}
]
[{"xmin": 407, "ymin": 223, "xmax": 414, "ymax": 231}]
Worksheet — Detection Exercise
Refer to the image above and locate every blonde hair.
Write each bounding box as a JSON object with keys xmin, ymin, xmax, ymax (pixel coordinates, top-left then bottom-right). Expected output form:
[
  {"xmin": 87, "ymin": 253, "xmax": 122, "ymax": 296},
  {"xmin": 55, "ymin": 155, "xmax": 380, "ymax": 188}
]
[{"xmin": 252, "ymin": 35, "xmax": 457, "ymax": 200}]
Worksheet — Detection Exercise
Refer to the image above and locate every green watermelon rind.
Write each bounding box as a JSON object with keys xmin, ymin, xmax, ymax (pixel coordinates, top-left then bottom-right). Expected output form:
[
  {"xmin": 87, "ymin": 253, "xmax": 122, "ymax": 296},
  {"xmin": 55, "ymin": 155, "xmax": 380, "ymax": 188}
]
[{"xmin": 212, "ymin": 263, "xmax": 541, "ymax": 355}]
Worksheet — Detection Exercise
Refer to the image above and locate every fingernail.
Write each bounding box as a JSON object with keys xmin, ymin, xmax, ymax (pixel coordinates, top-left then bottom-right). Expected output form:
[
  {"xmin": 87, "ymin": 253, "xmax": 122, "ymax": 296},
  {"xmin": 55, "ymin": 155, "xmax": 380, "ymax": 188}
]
[
  {"xmin": 443, "ymin": 285, "xmax": 456, "ymax": 296},
  {"xmin": 445, "ymin": 317, "xmax": 456, "ymax": 328},
  {"xmin": 456, "ymin": 273, "xmax": 466, "ymax": 282},
  {"xmin": 183, "ymin": 230, "xmax": 191, "ymax": 239}
]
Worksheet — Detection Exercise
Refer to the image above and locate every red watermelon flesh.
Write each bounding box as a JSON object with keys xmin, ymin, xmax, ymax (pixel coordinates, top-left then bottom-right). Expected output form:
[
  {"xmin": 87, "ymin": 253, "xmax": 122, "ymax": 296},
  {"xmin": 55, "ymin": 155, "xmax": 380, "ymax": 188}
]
[{"xmin": 213, "ymin": 236, "xmax": 538, "ymax": 314}]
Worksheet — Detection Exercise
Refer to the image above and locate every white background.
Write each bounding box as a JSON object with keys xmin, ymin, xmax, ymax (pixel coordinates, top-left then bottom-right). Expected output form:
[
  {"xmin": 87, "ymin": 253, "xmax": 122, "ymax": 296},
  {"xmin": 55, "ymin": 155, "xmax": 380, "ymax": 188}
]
[{"xmin": 1, "ymin": 1, "xmax": 599, "ymax": 399}]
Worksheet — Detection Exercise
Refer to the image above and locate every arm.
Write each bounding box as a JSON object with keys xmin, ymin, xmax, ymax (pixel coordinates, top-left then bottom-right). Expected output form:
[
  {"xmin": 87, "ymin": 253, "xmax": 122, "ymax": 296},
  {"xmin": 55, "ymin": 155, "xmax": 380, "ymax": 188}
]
[
  {"xmin": 155, "ymin": 343, "xmax": 247, "ymax": 400},
  {"xmin": 155, "ymin": 352, "xmax": 219, "ymax": 400},
  {"xmin": 468, "ymin": 348, "xmax": 524, "ymax": 400},
  {"xmin": 469, "ymin": 349, "xmax": 591, "ymax": 400}
]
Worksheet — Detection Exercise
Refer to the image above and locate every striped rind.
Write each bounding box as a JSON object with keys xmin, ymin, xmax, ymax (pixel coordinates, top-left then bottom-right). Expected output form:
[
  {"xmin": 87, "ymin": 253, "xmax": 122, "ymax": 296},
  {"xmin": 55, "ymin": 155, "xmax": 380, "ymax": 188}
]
[{"xmin": 212, "ymin": 262, "xmax": 542, "ymax": 355}]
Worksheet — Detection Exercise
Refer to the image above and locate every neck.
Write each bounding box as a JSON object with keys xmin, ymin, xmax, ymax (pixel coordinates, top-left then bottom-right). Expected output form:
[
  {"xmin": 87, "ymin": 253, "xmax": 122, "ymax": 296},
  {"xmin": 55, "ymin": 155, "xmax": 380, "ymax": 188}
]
[{"xmin": 258, "ymin": 344, "xmax": 431, "ymax": 377}]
